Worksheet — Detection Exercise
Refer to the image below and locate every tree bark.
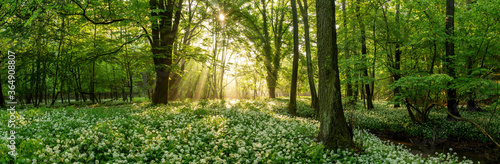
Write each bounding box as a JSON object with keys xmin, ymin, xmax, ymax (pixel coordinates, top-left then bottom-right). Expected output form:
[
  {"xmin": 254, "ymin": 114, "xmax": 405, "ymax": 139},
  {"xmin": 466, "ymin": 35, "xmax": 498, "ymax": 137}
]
[
  {"xmin": 288, "ymin": 0, "xmax": 300, "ymax": 117},
  {"xmin": 52, "ymin": 16, "xmax": 64, "ymax": 106},
  {"xmin": 316, "ymin": 0, "xmax": 354, "ymax": 149},
  {"xmin": 356, "ymin": 0, "xmax": 373, "ymax": 110},
  {"xmin": 150, "ymin": 0, "xmax": 183, "ymax": 105},
  {"xmin": 342, "ymin": 0, "xmax": 354, "ymax": 104},
  {"xmin": 298, "ymin": 0, "xmax": 319, "ymax": 112},
  {"xmin": 465, "ymin": 0, "xmax": 479, "ymax": 112},
  {"xmin": 445, "ymin": 0, "xmax": 460, "ymax": 120},
  {"xmin": 394, "ymin": 2, "xmax": 401, "ymax": 108},
  {"xmin": 262, "ymin": 0, "xmax": 279, "ymax": 99}
]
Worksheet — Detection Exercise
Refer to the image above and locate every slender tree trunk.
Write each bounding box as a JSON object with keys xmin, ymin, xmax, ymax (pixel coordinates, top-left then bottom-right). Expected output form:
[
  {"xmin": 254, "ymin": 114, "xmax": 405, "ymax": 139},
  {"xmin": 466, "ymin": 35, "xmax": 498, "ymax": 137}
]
[
  {"xmin": 464, "ymin": 0, "xmax": 479, "ymax": 112},
  {"xmin": 289, "ymin": 0, "xmax": 300, "ymax": 117},
  {"xmin": 298, "ymin": 0, "xmax": 319, "ymax": 112},
  {"xmin": 445, "ymin": 0, "xmax": 460, "ymax": 120},
  {"xmin": 211, "ymin": 17, "xmax": 219, "ymax": 99},
  {"xmin": 356, "ymin": 0, "xmax": 373, "ymax": 109},
  {"xmin": 52, "ymin": 16, "xmax": 64, "ymax": 106},
  {"xmin": 90, "ymin": 23, "xmax": 97, "ymax": 104},
  {"xmin": 43, "ymin": 59, "xmax": 47, "ymax": 105},
  {"xmin": 342, "ymin": 0, "xmax": 354, "ymax": 104},
  {"xmin": 124, "ymin": 26, "xmax": 134, "ymax": 102},
  {"xmin": 371, "ymin": 11, "xmax": 377, "ymax": 103},
  {"xmin": 35, "ymin": 53, "xmax": 41, "ymax": 107},
  {"xmin": 61, "ymin": 78, "xmax": 65, "ymax": 104},
  {"xmin": 316, "ymin": 0, "xmax": 353, "ymax": 149},
  {"xmin": 219, "ymin": 31, "xmax": 227, "ymax": 99},
  {"xmin": 122, "ymin": 87, "xmax": 128, "ymax": 102},
  {"xmin": 394, "ymin": 3, "xmax": 402, "ymax": 108}
]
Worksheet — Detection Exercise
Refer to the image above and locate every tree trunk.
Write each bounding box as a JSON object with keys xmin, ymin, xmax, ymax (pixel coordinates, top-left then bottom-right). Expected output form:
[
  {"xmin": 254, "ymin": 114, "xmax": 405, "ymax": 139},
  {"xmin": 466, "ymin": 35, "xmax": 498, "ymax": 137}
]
[
  {"xmin": 52, "ymin": 16, "xmax": 64, "ymax": 106},
  {"xmin": 288, "ymin": 0, "xmax": 300, "ymax": 117},
  {"xmin": 91, "ymin": 23, "xmax": 97, "ymax": 104},
  {"xmin": 263, "ymin": 0, "xmax": 278, "ymax": 99},
  {"xmin": 220, "ymin": 32, "xmax": 227, "ymax": 99},
  {"xmin": 316, "ymin": 0, "xmax": 354, "ymax": 149},
  {"xmin": 35, "ymin": 53, "xmax": 41, "ymax": 107},
  {"xmin": 124, "ymin": 28, "xmax": 134, "ymax": 102},
  {"xmin": 394, "ymin": 43, "xmax": 401, "ymax": 108},
  {"xmin": 445, "ymin": 0, "xmax": 460, "ymax": 120},
  {"xmin": 43, "ymin": 59, "xmax": 47, "ymax": 105},
  {"xmin": 465, "ymin": 0, "xmax": 478, "ymax": 112},
  {"xmin": 168, "ymin": 59, "xmax": 185, "ymax": 100},
  {"xmin": 150, "ymin": 0, "xmax": 183, "ymax": 105},
  {"xmin": 356, "ymin": 0, "xmax": 373, "ymax": 110},
  {"xmin": 298, "ymin": 0, "xmax": 319, "ymax": 112},
  {"xmin": 211, "ymin": 20, "xmax": 219, "ymax": 99},
  {"xmin": 393, "ymin": 2, "xmax": 402, "ymax": 108},
  {"xmin": 342, "ymin": 0, "xmax": 354, "ymax": 104}
]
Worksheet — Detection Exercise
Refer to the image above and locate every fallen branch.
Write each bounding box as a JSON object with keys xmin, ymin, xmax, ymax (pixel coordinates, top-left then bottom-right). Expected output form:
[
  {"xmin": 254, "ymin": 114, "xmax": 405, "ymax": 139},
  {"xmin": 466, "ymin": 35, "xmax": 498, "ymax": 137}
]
[{"xmin": 441, "ymin": 106, "xmax": 500, "ymax": 149}]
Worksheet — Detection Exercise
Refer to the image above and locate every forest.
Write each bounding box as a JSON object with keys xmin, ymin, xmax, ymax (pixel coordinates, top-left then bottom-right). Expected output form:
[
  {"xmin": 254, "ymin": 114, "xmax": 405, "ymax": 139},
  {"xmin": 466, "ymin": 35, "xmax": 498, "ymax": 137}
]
[{"xmin": 0, "ymin": 0, "xmax": 499, "ymax": 163}]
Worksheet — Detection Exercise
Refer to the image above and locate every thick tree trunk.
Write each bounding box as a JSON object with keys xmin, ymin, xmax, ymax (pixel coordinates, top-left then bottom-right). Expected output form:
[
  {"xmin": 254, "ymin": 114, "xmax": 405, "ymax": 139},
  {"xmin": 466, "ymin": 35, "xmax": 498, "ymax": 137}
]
[
  {"xmin": 288, "ymin": 0, "xmax": 300, "ymax": 117},
  {"xmin": 262, "ymin": 0, "xmax": 278, "ymax": 99},
  {"xmin": 150, "ymin": 0, "xmax": 183, "ymax": 104},
  {"xmin": 316, "ymin": 0, "xmax": 354, "ymax": 149},
  {"xmin": 445, "ymin": 0, "xmax": 460, "ymax": 120}
]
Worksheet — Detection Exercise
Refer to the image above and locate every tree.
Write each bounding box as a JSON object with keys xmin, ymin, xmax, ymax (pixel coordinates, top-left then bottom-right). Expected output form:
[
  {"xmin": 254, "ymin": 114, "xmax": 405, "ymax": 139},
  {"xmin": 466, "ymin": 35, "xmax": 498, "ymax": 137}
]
[
  {"xmin": 393, "ymin": 1, "xmax": 402, "ymax": 108},
  {"xmin": 316, "ymin": 0, "xmax": 353, "ymax": 149},
  {"xmin": 168, "ymin": 0, "xmax": 208, "ymax": 101},
  {"xmin": 232, "ymin": 0, "xmax": 288, "ymax": 99},
  {"xmin": 298, "ymin": 0, "xmax": 319, "ymax": 112},
  {"xmin": 355, "ymin": 0, "xmax": 373, "ymax": 110},
  {"xmin": 149, "ymin": 0, "xmax": 184, "ymax": 105},
  {"xmin": 341, "ymin": 0, "xmax": 354, "ymax": 105},
  {"xmin": 445, "ymin": 0, "xmax": 460, "ymax": 119},
  {"xmin": 288, "ymin": 0, "xmax": 299, "ymax": 116}
]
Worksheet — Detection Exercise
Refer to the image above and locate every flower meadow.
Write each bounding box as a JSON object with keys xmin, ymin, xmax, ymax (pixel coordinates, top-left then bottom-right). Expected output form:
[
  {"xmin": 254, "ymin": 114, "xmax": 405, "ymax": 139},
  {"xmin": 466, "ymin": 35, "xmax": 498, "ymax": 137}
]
[{"xmin": 1, "ymin": 99, "xmax": 473, "ymax": 163}]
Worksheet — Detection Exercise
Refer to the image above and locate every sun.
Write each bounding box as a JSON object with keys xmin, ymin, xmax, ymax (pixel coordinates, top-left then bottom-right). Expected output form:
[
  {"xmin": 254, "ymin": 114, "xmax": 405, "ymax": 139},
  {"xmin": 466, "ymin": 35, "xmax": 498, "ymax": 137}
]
[{"xmin": 219, "ymin": 13, "xmax": 225, "ymax": 21}]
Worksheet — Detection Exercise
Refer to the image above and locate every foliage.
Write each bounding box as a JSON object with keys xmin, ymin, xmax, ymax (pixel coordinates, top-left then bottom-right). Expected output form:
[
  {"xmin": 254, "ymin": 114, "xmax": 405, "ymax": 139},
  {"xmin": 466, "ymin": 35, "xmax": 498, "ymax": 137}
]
[
  {"xmin": 0, "ymin": 100, "xmax": 474, "ymax": 163},
  {"xmin": 344, "ymin": 101, "xmax": 500, "ymax": 143},
  {"xmin": 391, "ymin": 74, "xmax": 453, "ymax": 123}
]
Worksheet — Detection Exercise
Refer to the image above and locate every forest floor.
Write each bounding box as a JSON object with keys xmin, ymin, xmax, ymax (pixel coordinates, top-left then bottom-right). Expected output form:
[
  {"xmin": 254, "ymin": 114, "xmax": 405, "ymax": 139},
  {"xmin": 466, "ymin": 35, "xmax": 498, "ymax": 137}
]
[
  {"xmin": 2, "ymin": 98, "xmax": 492, "ymax": 163},
  {"xmin": 342, "ymin": 100, "xmax": 500, "ymax": 163}
]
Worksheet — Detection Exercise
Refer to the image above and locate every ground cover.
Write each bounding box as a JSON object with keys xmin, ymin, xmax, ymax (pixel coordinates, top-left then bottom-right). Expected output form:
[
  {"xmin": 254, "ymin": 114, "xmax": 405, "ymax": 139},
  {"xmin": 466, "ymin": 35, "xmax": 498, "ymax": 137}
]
[{"xmin": 1, "ymin": 99, "xmax": 474, "ymax": 163}]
